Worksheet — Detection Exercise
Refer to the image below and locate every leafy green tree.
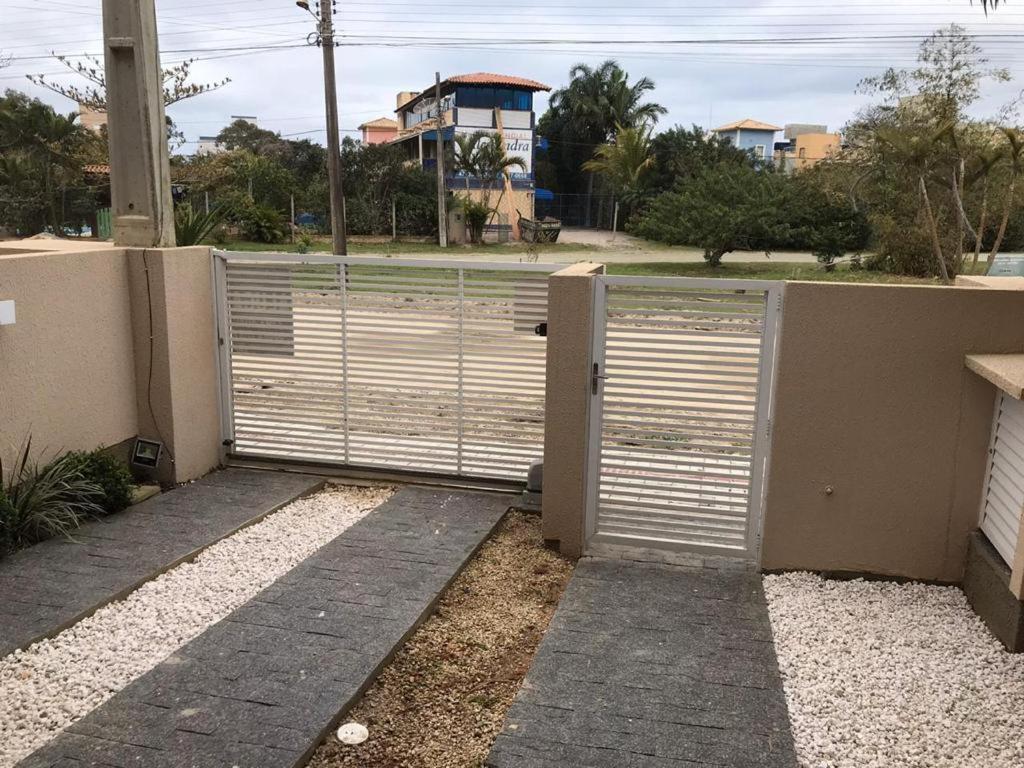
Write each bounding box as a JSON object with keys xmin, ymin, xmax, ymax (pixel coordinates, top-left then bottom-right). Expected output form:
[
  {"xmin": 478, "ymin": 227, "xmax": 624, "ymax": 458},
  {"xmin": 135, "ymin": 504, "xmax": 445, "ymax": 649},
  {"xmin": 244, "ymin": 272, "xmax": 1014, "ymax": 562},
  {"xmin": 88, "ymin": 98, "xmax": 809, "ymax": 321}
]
[
  {"xmin": 645, "ymin": 125, "xmax": 752, "ymax": 196},
  {"xmin": 539, "ymin": 61, "xmax": 665, "ymax": 223},
  {"xmin": 633, "ymin": 163, "xmax": 790, "ymax": 266},
  {"xmin": 843, "ymin": 24, "xmax": 1017, "ymax": 279},
  {"xmin": 339, "ymin": 139, "xmax": 438, "ymax": 236},
  {"xmin": 987, "ymin": 128, "xmax": 1024, "ymax": 261},
  {"xmin": 0, "ymin": 90, "xmax": 100, "ymax": 235}
]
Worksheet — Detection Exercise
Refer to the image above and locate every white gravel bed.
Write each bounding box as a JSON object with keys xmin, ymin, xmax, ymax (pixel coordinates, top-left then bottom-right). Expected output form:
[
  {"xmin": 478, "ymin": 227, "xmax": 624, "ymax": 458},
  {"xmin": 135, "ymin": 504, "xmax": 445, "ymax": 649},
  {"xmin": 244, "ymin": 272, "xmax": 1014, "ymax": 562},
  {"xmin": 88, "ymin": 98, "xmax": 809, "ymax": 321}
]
[
  {"xmin": 0, "ymin": 483, "xmax": 392, "ymax": 768},
  {"xmin": 764, "ymin": 572, "xmax": 1024, "ymax": 768}
]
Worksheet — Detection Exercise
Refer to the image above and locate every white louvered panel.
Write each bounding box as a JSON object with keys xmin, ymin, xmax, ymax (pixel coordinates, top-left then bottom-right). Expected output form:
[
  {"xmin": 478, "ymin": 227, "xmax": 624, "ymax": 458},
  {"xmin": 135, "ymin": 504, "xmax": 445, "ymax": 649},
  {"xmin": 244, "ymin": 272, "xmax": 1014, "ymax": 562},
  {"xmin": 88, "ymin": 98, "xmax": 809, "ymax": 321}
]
[
  {"xmin": 592, "ymin": 278, "xmax": 781, "ymax": 558},
  {"xmin": 980, "ymin": 392, "xmax": 1024, "ymax": 565},
  {"xmin": 219, "ymin": 253, "xmax": 554, "ymax": 481}
]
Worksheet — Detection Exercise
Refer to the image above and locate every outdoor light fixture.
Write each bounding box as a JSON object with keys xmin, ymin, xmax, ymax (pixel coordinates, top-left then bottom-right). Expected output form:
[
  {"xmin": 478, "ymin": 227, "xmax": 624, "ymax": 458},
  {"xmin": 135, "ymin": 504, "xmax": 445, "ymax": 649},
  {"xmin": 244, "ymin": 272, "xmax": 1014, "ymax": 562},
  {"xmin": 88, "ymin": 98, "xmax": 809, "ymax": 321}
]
[
  {"xmin": 295, "ymin": 0, "xmax": 309, "ymax": 10},
  {"xmin": 131, "ymin": 438, "xmax": 163, "ymax": 469}
]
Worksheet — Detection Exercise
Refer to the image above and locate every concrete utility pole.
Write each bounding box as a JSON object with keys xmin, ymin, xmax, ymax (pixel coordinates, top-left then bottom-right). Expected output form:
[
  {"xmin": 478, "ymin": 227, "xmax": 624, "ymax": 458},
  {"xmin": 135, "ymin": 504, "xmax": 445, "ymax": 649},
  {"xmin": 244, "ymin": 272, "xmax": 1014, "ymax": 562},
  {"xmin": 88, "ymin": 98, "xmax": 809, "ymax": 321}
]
[
  {"xmin": 434, "ymin": 72, "xmax": 448, "ymax": 248},
  {"xmin": 318, "ymin": 0, "xmax": 347, "ymax": 255},
  {"xmin": 102, "ymin": 0, "xmax": 175, "ymax": 247}
]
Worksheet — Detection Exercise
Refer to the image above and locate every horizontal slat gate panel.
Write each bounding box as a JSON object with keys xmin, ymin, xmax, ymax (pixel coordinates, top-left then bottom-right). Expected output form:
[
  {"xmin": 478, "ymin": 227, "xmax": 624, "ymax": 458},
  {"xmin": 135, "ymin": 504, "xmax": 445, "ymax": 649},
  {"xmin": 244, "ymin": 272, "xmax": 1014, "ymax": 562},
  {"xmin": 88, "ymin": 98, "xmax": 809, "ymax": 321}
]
[
  {"xmin": 220, "ymin": 254, "xmax": 553, "ymax": 481},
  {"xmin": 595, "ymin": 279, "xmax": 775, "ymax": 557},
  {"xmin": 980, "ymin": 393, "xmax": 1024, "ymax": 565}
]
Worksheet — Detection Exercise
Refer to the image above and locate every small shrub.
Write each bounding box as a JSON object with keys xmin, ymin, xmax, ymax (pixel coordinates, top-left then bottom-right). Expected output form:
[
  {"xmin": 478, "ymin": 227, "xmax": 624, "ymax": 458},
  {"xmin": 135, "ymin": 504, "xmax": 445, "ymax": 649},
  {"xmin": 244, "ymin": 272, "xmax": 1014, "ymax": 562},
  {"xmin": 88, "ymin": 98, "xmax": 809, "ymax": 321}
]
[
  {"xmin": 460, "ymin": 196, "xmax": 492, "ymax": 244},
  {"xmin": 238, "ymin": 202, "xmax": 286, "ymax": 244},
  {"xmin": 63, "ymin": 450, "xmax": 135, "ymax": 515},
  {"xmin": 295, "ymin": 232, "xmax": 314, "ymax": 254},
  {"xmin": 174, "ymin": 202, "xmax": 230, "ymax": 246},
  {"xmin": 210, "ymin": 226, "xmax": 229, "ymax": 246},
  {"xmin": 0, "ymin": 439, "xmax": 104, "ymax": 555}
]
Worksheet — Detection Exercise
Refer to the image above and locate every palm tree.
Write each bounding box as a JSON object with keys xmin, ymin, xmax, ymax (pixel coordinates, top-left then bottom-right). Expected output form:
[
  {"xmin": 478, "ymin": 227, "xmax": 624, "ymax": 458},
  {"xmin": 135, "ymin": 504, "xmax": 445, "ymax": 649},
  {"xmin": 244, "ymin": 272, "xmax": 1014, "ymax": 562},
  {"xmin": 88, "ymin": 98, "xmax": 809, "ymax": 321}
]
[
  {"xmin": 548, "ymin": 60, "xmax": 665, "ymax": 226},
  {"xmin": 582, "ymin": 124, "xmax": 654, "ymax": 211},
  {"xmin": 452, "ymin": 131, "xmax": 488, "ymax": 193},
  {"xmin": 452, "ymin": 130, "xmax": 526, "ymax": 204},
  {"xmin": 549, "ymin": 61, "xmax": 666, "ymax": 143}
]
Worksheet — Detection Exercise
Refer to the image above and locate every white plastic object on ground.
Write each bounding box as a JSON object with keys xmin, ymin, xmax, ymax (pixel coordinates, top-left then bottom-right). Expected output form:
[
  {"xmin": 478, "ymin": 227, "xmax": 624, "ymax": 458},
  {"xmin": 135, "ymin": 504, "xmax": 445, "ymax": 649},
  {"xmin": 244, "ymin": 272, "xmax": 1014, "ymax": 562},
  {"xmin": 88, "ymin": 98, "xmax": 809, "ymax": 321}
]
[{"xmin": 336, "ymin": 722, "xmax": 369, "ymax": 745}]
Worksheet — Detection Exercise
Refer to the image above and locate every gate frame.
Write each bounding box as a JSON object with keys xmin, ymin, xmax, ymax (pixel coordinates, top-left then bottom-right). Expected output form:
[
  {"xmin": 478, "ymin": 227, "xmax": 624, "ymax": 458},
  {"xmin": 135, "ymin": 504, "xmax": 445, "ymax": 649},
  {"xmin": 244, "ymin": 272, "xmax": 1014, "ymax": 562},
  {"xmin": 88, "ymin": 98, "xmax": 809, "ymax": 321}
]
[
  {"xmin": 583, "ymin": 275, "xmax": 785, "ymax": 564},
  {"xmin": 211, "ymin": 248, "xmax": 561, "ymax": 477}
]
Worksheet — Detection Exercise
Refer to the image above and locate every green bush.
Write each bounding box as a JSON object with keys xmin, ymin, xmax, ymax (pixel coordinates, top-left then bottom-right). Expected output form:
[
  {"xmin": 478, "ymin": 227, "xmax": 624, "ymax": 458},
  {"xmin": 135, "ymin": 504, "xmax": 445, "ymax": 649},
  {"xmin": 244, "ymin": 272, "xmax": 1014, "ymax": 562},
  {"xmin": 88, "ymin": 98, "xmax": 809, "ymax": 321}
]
[
  {"xmin": 460, "ymin": 196, "xmax": 492, "ymax": 244},
  {"xmin": 63, "ymin": 450, "xmax": 135, "ymax": 515},
  {"xmin": 0, "ymin": 440, "xmax": 104, "ymax": 556},
  {"xmin": 238, "ymin": 202, "xmax": 286, "ymax": 243}
]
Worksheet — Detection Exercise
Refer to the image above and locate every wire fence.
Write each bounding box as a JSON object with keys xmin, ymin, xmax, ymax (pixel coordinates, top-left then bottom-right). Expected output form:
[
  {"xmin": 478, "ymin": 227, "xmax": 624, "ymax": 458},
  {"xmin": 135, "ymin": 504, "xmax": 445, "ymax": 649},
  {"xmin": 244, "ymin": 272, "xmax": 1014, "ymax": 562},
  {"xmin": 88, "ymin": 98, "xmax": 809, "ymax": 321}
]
[{"xmin": 535, "ymin": 193, "xmax": 618, "ymax": 229}]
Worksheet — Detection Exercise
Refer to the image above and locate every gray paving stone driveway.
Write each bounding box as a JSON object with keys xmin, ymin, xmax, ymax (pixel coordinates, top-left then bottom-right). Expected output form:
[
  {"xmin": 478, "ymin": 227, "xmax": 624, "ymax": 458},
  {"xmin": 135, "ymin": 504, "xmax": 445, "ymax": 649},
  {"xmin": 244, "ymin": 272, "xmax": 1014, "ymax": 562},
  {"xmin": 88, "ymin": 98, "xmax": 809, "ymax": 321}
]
[
  {"xmin": 488, "ymin": 556, "xmax": 797, "ymax": 768},
  {"xmin": 0, "ymin": 468, "xmax": 321, "ymax": 657},
  {"xmin": 18, "ymin": 486, "xmax": 512, "ymax": 768}
]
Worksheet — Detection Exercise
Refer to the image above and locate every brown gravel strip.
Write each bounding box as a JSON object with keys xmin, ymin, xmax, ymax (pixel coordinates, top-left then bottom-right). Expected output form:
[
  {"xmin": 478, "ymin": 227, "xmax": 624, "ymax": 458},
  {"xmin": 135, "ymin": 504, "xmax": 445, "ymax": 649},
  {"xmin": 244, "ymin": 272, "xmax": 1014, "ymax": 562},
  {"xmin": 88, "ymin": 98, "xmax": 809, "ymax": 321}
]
[{"xmin": 305, "ymin": 511, "xmax": 574, "ymax": 768}]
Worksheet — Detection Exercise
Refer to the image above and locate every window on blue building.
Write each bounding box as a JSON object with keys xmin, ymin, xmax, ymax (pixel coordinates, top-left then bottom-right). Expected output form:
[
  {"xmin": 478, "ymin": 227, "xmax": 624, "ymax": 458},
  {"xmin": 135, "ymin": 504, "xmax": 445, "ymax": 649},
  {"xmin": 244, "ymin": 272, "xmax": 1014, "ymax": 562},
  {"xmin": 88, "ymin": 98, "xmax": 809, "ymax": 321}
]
[{"xmin": 456, "ymin": 86, "xmax": 532, "ymax": 111}]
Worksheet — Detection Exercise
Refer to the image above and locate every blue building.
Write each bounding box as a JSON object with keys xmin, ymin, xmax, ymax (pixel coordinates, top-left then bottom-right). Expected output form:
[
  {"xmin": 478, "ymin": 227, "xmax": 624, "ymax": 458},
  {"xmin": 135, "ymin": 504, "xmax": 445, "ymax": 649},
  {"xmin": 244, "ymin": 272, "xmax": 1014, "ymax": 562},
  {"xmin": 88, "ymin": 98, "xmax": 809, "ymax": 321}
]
[
  {"xmin": 711, "ymin": 119, "xmax": 782, "ymax": 163},
  {"xmin": 390, "ymin": 73, "xmax": 551, "ymax": 219}
]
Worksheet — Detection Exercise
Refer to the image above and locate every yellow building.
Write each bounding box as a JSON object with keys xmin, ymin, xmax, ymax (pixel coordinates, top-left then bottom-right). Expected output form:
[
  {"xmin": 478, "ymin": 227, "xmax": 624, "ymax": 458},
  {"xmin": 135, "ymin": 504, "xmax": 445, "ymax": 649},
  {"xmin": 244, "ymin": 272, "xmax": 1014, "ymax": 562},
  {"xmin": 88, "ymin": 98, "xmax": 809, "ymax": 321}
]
[{"xmin": 774, "ymin": 124, "xmax": 841, "ymax": 173}]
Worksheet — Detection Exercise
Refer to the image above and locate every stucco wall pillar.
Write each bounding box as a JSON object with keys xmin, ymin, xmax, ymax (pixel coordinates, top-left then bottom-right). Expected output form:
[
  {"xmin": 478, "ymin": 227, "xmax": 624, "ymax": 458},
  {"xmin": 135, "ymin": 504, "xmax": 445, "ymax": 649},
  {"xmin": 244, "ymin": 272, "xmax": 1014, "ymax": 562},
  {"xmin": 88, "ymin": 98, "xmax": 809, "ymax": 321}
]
[
  {"xmin": 541, "ymin": 262, "xmax": 605, "ymax": 557},
  {"xmin": 761, "ymin": 281, "xmax": 1024, "ymax": 582},
  {"xmin": 127, "ymin": 246, "xmax": 220, "ymax": 484}
]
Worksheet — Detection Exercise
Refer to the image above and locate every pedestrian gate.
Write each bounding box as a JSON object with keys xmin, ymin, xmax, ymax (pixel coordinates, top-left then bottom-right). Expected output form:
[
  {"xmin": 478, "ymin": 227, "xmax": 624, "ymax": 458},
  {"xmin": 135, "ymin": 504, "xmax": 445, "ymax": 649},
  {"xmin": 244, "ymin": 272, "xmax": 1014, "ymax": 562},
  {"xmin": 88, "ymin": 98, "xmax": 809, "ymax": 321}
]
[
  {"xmin": 213, "ymin": 251, "xmax": 557, "ymax": 482},
  {"xmin": 586, "ymin": 276, "xmax": 783, "ymax": 559}
]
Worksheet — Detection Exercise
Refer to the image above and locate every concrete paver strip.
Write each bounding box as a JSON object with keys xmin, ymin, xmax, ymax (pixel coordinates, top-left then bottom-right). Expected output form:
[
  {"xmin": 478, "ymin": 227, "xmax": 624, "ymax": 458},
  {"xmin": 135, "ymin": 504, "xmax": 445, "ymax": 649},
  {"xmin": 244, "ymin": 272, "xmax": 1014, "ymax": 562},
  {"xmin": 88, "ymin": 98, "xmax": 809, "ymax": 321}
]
[
  {"xmin": 16, "ymin": 486, "xmax": 512, "ymax": 768},
  {"xmin": 487, "ymin": 556, "xmax": 797, "ymax": 768},
  {"xmin": 0, "ymin": 468, "xmax": 322, "ymax": 657}
]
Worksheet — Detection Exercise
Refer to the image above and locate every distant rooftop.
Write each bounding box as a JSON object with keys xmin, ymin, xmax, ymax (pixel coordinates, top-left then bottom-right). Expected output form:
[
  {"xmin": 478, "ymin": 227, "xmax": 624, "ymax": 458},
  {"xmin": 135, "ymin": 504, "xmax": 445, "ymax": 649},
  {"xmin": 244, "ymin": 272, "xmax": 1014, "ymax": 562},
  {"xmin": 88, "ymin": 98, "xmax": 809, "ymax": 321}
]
[
  {"xmin": 397, "ymin": 73, "xmax": 552, "ymax": 112},
  {"xmin": 358, "ymin": 117, "xmax": 399, "ymax": 130},
  {"xmin": 713, "ymin": 118, "xmax": 783, "ymax": 132}
]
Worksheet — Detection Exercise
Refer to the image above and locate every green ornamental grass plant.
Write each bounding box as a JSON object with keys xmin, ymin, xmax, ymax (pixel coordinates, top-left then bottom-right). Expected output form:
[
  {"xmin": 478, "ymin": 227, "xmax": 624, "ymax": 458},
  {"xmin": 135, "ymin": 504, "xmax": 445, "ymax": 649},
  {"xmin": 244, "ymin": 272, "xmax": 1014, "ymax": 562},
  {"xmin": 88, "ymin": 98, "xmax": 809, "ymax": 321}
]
[{"xmin": 0, "ymin": 439, "xmax": 106, "ymax": 556}]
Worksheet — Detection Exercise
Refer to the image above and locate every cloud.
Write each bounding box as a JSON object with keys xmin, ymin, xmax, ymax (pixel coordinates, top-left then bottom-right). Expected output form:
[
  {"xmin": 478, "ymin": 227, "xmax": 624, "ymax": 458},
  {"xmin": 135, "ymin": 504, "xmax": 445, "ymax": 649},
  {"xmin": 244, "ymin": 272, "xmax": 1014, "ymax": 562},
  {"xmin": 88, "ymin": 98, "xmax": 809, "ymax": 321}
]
[{"xmin": 2, "ymin": 0, "xmax": 1020, "ymax": 149}]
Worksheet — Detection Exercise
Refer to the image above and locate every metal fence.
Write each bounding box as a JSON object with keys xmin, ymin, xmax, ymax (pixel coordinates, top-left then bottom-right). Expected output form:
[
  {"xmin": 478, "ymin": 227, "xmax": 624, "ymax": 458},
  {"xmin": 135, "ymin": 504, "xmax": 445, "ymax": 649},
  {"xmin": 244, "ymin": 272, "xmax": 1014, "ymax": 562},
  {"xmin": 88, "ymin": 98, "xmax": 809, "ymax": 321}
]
[
  {"xmin": 214, "ymin": 250, "xmax": 559, "ymax": 482},
  {"xmin": 586, "ymin": 276, "xmax": 783, "ymax": 559},
  {"xmin": 535, "ymin": 193, "xmax": 617, "ymax": 229}
]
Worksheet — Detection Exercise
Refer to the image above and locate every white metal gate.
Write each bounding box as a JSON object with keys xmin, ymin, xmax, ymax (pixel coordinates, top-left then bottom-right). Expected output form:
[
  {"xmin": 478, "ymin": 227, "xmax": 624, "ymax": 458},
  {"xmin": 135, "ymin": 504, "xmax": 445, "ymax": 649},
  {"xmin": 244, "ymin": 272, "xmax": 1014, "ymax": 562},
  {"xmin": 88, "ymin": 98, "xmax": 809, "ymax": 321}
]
[
  {"xmin": 980, "ymin": 392, "xmax": 1024, "ymax": 566},
  {"xmin": 586, "ymin": 276, "xmax": 783, "ymax": 559},
  {"xmin": 213, "ymin": 251, "xmax": 556, "ymax": 482}
]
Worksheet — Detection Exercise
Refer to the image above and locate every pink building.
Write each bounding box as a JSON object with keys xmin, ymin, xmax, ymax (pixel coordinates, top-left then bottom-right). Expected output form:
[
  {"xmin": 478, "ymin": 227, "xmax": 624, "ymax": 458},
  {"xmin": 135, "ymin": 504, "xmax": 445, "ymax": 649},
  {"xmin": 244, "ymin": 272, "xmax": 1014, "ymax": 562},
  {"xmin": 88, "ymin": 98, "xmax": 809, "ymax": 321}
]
[{"xmin": 359, "ymin": 117, "xmax": 399, "ymax": 145}]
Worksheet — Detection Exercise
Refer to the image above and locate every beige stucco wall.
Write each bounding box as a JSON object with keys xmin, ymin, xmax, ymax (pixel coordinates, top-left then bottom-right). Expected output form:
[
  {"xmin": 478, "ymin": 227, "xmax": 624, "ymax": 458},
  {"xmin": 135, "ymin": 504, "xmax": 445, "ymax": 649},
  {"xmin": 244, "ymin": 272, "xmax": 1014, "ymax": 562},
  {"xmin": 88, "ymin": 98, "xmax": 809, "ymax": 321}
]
[
  {"xmin": 541, "ymin": 262, "xmax": 605, "ymax": 557},
  {"xmin": 126, "ymin": 247, "xmax": 221, "ymax": 484},
  {"xmin": 0, "ymin": 247, "xmax": 138, "ymax": 467},
  {"xmin": 762, "ymin": 281, "xmax": 1024, "ymax": 582},
  {"xmin": 0, "ymin": 243, "xmax": 220, "ymax": 484}
]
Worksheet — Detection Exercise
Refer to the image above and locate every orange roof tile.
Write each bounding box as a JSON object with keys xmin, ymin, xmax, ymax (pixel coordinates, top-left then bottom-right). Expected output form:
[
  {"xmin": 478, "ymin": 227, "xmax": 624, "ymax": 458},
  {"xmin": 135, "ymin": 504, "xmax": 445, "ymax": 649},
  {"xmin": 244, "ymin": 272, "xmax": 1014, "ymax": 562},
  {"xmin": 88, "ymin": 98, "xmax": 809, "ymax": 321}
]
[
  {"xmin": 445, "ymin": 73, "xmax": 551, "ymax": 91},
  {"xmin": 397, "ymin": 73, "xmax": 551, "ymax": 111}
]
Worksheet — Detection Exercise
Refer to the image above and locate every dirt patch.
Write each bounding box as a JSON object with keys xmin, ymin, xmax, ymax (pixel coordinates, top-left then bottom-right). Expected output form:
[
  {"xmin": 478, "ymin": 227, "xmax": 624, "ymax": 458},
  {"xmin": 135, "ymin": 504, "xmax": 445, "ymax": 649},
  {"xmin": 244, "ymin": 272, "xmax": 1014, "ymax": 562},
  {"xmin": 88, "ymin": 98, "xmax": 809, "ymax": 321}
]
[{"xmin": 306, "ymin": 511, "xmax": 574, "ymax": 768}]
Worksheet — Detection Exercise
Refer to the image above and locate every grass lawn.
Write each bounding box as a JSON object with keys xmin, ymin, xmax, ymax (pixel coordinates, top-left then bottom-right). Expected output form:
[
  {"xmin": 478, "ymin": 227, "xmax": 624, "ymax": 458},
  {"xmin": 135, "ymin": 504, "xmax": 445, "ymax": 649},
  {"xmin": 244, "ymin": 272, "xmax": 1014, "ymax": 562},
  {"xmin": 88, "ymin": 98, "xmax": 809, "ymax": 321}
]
[
  {"xmin": 603, "ymin": 261, "xmax": 985, "ymax": 284},
  {"xmin": 215, "ymin": 239, "xmax": 989, "ymax": 284},
  {"xmin": 215, "ymin": 239, "xmax": 598, "ymax": 256}
]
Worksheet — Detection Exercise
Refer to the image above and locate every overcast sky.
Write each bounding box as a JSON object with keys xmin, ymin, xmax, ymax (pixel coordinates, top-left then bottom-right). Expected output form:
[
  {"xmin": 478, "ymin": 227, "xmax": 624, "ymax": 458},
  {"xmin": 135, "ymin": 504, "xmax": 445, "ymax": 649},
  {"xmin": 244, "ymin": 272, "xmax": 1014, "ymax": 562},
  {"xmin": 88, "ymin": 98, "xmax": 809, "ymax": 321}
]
[{"xmin": 2, "ymin": 0, "xmax": 1022, "ymax": 152}]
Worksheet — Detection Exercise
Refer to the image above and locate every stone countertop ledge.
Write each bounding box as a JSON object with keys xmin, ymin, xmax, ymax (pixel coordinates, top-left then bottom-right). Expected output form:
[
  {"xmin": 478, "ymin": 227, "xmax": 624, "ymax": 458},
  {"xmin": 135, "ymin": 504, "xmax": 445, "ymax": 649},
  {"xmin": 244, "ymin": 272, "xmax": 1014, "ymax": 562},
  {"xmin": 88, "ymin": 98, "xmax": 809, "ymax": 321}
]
[{"xmin": 966, "ymin": 353, "xmax": 1024, "ymax": 400}]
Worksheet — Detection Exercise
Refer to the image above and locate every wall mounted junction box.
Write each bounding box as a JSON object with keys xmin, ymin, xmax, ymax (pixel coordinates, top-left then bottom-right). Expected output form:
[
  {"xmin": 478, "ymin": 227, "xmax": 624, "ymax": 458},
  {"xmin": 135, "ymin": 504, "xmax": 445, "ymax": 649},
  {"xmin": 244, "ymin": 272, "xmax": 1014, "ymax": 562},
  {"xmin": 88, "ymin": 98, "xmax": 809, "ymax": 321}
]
[{"xmin": 0, "ymin": 300, "xmax": 15, "ymax": 326}]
